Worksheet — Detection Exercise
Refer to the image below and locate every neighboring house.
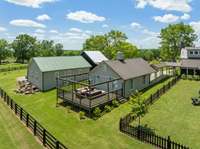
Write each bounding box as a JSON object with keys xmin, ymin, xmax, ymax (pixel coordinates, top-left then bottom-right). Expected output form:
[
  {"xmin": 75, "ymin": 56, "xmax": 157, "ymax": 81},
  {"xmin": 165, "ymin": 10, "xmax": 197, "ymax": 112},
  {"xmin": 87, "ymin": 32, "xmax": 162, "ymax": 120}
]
[
  {"xmin": 180, "ymin": 47, "xmax": 200, "ymax": 75},
  {"xmin": 27, "ymin": 56, "xmax": 91, "ymax": 91},
  {"xmin": 89, "ymin": 55, "xmax": 155, "ymax": 98},
  {"xmin": 181, "ymin": 47, "xmax": 200, "ymax": 59},
  {"xmin": 180, "ymin": 59, "xmax": 200, "ymax": 75},
  {"xmin": 81, "ymin": 51, "xmax": 108, "ymax": 68}
]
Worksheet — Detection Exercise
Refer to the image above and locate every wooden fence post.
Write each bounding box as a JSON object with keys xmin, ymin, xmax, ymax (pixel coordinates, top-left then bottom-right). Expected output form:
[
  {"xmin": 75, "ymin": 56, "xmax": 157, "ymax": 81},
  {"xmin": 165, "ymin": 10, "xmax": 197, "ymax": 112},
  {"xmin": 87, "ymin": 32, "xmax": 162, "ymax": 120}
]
[
  {"xmin": 11, "ymin": 99, "xmax": 13, "ymax": 109},
  {"xmin": 34, "ymin": 120, "xmax": 37, "ymax": 135},
  {"xmin": 26, "ymin": 114, "xmax": 29, "ymax": 127},
  {"xmin": 43, "ymin": 129, "xmax": 46, "ymax": 146},
  {"xmin": 20, "ymin": 108, "xmax": 23, "ymax": 120},
  {"xmin": 167, "ymin": 136, "xmax": 171, "ymax": 149},
  {"xmin": 137, "ymin": 126, "xmax": 141, "ymax": 140},
  {"xmin": 15, "ymin": 104, "xmax": 17, "ymax": 114},
  {"xmin": 56, "ymin": 141, "xmax": 60, "ymax": 149}
]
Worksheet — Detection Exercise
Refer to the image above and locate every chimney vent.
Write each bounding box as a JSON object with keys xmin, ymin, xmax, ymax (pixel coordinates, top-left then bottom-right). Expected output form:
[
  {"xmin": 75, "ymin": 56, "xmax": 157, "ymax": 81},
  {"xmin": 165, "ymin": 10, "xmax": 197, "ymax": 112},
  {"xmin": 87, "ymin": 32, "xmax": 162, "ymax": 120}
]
[{"xmin": 116, "ymin": 51, "xmax": 124, "ymax": 62}]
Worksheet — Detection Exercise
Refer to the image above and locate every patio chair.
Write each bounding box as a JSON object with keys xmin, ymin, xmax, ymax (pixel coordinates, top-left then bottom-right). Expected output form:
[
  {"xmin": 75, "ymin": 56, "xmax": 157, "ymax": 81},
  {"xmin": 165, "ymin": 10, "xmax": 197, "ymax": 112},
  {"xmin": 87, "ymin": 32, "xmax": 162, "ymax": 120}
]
[{"xmin": 191, "ymin": 97, "xmax": 200, "ymax": 106}]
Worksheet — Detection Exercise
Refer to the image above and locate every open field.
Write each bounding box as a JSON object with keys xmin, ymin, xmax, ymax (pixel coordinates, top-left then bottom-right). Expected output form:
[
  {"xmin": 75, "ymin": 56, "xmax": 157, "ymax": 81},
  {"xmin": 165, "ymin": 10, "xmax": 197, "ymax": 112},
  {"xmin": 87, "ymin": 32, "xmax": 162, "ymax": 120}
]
[
  {"xmin": 0, "ymin": 99, "xmax": 43, "ymax": 149},
  {"xmin": 132, "ymin": 80, "xmax": 200, "ymax": 149},
  {"xmin": 0, "ymin": 70, "xmax": 173, "ymax": 149}
]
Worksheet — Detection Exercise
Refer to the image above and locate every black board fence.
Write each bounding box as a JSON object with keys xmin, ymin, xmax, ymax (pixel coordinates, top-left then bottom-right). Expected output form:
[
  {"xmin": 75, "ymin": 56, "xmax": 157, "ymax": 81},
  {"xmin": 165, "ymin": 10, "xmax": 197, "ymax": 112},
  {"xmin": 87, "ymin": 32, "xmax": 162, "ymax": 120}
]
[
  {"xmin": 0, "ymin": 88, "xmax": 68, "ymax": 149},
  {"xmin": 0, "ymin": 65, "xmax": 27, "ymax": 73},
  {"xmin": 119, "ymin": 76, "xmax": 190, "ymax": 149}
]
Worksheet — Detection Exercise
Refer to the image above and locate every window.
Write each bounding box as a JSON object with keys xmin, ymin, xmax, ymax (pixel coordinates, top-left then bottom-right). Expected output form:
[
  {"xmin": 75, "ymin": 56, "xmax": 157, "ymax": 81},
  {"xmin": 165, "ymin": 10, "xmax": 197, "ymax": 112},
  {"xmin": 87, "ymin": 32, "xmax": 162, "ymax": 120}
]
[
  {"xmin": 143, "ymin": 75, "xmax": 146, "ymax": 84},
  {"xmin": 190, "ymin": 51, "xmax": 194, "ymax": 55},
  {"xmin": 130, "ymin": 79, "xmax": 133, "ymax": 89},
  {"xmin": 195, "ymin": 51, "xmax": 198, "ymax": 55}
]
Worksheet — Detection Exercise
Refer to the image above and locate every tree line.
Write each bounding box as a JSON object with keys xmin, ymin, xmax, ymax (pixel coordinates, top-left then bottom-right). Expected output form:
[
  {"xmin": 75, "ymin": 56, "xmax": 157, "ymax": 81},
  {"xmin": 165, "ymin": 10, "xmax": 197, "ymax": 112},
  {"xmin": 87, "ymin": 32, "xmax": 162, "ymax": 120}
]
[{"xmin": 0, "ymin": 23, "xmax": 198, "ymax": 64}]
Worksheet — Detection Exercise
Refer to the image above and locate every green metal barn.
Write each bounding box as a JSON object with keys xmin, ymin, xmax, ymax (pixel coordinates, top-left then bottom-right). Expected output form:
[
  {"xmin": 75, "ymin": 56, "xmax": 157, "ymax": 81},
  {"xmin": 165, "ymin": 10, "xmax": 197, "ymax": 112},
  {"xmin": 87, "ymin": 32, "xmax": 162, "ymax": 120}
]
[{"xmin": 27, "ymin": 56, "xmax": 91, "ymax": 91}]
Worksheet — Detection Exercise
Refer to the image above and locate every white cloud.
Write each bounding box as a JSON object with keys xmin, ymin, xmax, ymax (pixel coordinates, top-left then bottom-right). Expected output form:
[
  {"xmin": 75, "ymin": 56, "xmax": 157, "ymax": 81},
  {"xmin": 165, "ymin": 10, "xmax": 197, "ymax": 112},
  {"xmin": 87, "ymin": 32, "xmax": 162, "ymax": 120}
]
[
  {"xmin": 4, "ymin": 0, "xmax": 57, "ymax": 8},
  {"xmin": 142, "ymin": 29, "xmax": 159, "ymax": 36},
  {"xmin": 102, "ymin": 24, "xmax": 109, "ymax": 28},
  {"xmin": 0, "ymin": 27, "xmax": 7, "ymax": 32},
  {"xmin": 10, "ymin": 19, "xmax": 46, "ymax": 28},
  {"xmin": 190, "ymin": 21, "xmax": 200, "ymax": 35},
  {"xmin": 49, "ymin": 30, "xmax": 58, "ymax": 34},
  {"xmin": 36, "ymin": 14, "xmax": 51, "ymax": 21},
  {"xmin": 66, "ymin": 11, "xmax": 106, "ymax": 23},
  {"xmin": 181, "ymin": 13, "xmax": 190, "ymax": 20},
  {"xmin": 35, "ymin": 29, "xmax": 45, "ymax": 33},
  {"xmin": 135, "ymin": 0, "xmax": 192, "ymax": 13},
  {"xmin": 69, "ymin": 28, "xmax": 82, "ymax": 33},
  {"xmin": 130, "ymin": 22, "xmax": 142, "ymax": 29},
  {"xmin": 153, "ymin": 14, "xmax": 179, "ymax": 23}
]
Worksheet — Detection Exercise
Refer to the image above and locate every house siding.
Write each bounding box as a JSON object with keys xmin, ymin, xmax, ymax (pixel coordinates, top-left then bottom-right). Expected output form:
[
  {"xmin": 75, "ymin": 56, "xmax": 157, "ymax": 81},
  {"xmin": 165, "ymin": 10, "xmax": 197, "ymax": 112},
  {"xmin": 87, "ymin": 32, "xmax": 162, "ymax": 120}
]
[
  {"xmin": 89, "ymin": 62, "xmax": 123, "ymax": 92},
  {"xmin": 124, "ymin": 75, "xmax": 150, "ymax": 97}
]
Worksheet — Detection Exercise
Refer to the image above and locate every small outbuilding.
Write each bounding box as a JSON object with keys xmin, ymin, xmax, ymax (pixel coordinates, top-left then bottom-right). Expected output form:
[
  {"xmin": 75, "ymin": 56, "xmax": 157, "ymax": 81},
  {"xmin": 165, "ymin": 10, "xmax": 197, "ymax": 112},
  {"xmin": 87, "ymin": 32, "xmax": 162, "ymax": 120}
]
[
  {"xmin": 89, "ymin": 55, "xmax": 155, "ymax": 98},
  {"xmin": 81, "ymin": 51, "xmax": 108, "ymax": 68},
  {"xmin": 27, "ymin": 56, "xmax": 91, "ymax": 91}
]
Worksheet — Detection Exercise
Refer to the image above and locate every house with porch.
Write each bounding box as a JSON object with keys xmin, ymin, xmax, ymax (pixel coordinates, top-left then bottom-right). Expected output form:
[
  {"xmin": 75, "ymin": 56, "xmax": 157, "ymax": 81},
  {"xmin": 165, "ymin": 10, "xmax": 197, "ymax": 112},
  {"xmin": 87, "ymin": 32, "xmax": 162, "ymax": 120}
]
[{"xmin": 180, "ymin": 47, "xmax": 200, "ymax": 75}]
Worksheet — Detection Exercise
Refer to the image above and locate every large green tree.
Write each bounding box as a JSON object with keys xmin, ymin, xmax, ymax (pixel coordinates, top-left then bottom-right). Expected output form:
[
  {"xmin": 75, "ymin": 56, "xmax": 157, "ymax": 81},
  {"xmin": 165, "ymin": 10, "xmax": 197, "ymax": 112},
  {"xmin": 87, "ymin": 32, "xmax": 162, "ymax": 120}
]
[
  {"xmin": 12, "ymin": 34, "xmax": 37, "ymax": 63},
  {"xmin": 55, "ymin": 43, "xmax": 64, "ymax": 56},
  {"xmin": 83, "ymin": 30, "xmax": 138, "ymax": 59},
  {"xmin": 0, "ymin": 39, "xmax": 10, "ymax": 64},
  {"xmin": 160, "ymin": 23, "xmax": 197, "ymax": 61}
]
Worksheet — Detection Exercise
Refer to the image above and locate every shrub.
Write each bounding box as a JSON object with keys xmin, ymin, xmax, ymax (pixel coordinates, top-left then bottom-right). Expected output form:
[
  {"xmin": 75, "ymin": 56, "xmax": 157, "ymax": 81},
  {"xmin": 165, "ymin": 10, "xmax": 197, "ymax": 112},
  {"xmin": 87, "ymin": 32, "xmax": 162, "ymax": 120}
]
[
  {"xmin": 187, "ymin": 75, "xmax": 193, "ymax": 80},
  {"xmin": 79, "ymin": 111, "xmax": 85, "ymax": 120},
  {"xmin": 104, "ymin": 105, "xmax": 112, "ymax": 113},
  {"xmin": 181, "ymin": 74, "xmax": 186, "ymax": 80},
  {"xmin": 194, "ymin": 75, "xmax": 200, "ymax": 81},
  {"xmin": 93, "ymin": 107, "xmax": 101, "ymax": 118},
  {"xmin": 112, "ymin": 99, "xmax": 119, "ymax": 107}
]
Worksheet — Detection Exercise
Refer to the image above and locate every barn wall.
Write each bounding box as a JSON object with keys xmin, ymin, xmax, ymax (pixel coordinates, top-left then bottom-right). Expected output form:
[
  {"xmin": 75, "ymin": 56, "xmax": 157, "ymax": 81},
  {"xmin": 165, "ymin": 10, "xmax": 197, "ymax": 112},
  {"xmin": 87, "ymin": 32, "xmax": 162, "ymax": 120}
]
[
  {"xmin": 27, "ymin": 60, "xmax": 43, "ymax": 90},
  {"xmin": 43, "ymin": 67, "xmax": 90, "ymax": 91},
  {"xmin": 89, "ymin": 62, "xmax": 123, "ymax": 92}
]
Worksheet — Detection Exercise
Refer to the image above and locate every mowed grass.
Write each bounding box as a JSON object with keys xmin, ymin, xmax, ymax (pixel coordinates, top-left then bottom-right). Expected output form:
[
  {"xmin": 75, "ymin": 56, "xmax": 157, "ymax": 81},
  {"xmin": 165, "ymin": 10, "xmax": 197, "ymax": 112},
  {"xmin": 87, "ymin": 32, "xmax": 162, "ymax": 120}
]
[
  {"xmin": 133, "ymin": 80, "xmax": 200, "ymax": 149},
  {"xmin": 0, "ymin": 70, "xmax": 152, "ymax": 149},
  {"xmin": 0, "ymin": 70, "xmax": 173, "ymax": 149},
  {"xmin": 0, "ymin": 63, "xmax": 27, "ymax": 69},
  {"xmin": 0, "ymin": 99, "xmax": 43, "ymax": 149}
]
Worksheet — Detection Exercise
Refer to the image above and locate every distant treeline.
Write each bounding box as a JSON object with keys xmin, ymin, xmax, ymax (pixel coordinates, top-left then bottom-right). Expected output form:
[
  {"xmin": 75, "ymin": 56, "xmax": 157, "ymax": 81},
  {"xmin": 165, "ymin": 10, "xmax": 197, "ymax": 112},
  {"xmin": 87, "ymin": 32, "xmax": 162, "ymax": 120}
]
[{"xmin": 0, "ymin": 23, "xmax": 197, "ymax": 64}]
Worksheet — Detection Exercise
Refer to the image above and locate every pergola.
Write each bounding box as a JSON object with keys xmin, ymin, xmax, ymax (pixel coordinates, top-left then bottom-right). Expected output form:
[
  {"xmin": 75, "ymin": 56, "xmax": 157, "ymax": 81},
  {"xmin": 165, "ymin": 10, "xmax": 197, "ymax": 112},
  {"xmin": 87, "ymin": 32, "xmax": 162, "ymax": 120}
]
[{"xmin": 56, "ymin": 73, "xmax": 123, "ymax": 116}]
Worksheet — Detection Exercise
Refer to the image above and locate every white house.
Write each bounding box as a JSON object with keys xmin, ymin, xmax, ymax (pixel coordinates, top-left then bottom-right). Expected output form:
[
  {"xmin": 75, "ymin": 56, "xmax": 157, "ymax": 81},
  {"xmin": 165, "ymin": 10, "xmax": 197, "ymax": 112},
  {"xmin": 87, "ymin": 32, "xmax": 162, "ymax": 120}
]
[{"xmin": 181, "ymin": 47, "xmax": 200, "ymax": 59}]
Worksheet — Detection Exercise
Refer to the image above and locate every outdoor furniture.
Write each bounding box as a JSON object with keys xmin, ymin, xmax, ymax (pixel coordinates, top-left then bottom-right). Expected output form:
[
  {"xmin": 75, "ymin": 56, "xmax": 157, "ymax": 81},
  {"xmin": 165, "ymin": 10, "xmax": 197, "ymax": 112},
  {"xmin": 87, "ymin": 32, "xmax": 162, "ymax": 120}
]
[{"xmin": 191, "ymin": 97, "xmax": 200, "ymax": 106}]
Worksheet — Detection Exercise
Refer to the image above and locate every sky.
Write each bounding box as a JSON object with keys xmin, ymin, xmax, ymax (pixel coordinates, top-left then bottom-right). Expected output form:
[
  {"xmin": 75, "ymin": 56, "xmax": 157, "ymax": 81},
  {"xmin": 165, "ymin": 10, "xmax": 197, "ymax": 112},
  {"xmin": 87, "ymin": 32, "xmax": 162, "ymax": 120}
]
[{"xmin": 0, "ymin": 0, "xmax": 200, "ymax": 50}]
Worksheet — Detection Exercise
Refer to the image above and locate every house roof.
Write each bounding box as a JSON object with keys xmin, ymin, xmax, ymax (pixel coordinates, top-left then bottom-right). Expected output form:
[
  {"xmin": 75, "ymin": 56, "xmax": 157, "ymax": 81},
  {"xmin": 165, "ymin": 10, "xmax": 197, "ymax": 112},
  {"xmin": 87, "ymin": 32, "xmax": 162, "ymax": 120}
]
[
  {"xmin": 32, "ymin": 56, "xmax": 91, "ymax": 72},
  {"xmin": 104, "ymin": 58, "xmax": 155, "ymax": 80},
  {"xmin": 183, "ymin": 47, "xmax": 200, "ymax": 50},
  {"xmin": 81, "ymin": 51, "xmax": 108, "ymax": 65},
  {"xmin": 151, "ymin": 62, "xmax": 180, "ymax": 70},
  {"xmin": 180, "ymin": 59, "xmax": 200, "ymax": 69}
]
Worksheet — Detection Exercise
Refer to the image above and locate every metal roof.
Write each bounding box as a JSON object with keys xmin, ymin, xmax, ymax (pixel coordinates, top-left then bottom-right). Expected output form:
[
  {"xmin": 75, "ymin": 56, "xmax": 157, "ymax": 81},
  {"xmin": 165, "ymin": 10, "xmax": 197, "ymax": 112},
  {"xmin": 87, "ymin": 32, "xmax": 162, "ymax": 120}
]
[
  {"xmin": 82, "ymin": 51, "xmax": 108, "ymax": 64},
  {"xmin": 104, "ymin": 58, "xmax": 155, "ymax": 80},
  {"xmin": 32, "ymin": 56, "xmax": 91, "ymax": 72}
]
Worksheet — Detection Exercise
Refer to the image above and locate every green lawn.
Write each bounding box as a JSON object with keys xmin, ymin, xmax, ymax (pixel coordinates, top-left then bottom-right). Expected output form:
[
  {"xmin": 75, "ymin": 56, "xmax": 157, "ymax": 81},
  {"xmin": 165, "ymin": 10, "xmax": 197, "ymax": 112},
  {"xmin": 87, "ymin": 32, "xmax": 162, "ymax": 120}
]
[
  {"xmin": 0, "ymin": 63, "xmax": 27, "ymax": 69},
  {"xmin": 132, "ymin": 80, "xmax": 200, "ymax": 149},
  {"xmin": 0, "ymin": 99, "xmax": 43, "ymax": 149},
  {"xmin": 0, "ymin": 70, "xmax": 173, "ymax": 149}
]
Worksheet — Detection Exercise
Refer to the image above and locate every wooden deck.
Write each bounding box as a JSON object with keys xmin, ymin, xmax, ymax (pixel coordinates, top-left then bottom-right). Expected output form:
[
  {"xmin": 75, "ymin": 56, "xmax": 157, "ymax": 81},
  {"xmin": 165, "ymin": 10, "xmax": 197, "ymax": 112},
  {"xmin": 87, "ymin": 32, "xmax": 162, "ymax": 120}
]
[{"xmin": 58, "ymin": 89, "xmax": 123, "ymax": 111}]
